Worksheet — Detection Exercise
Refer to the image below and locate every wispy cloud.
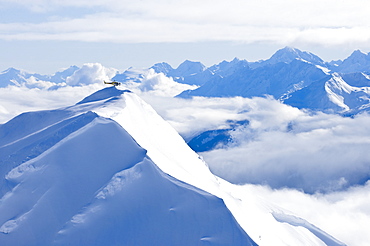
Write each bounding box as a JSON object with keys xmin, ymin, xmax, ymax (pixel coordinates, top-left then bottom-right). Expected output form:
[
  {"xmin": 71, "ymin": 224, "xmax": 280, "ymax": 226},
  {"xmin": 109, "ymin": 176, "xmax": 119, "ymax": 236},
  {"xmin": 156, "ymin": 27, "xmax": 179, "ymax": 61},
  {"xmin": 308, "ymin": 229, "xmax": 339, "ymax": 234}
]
[{"xmin": 1, "ymin": 0, "xmax": 370, "ymax": 47}]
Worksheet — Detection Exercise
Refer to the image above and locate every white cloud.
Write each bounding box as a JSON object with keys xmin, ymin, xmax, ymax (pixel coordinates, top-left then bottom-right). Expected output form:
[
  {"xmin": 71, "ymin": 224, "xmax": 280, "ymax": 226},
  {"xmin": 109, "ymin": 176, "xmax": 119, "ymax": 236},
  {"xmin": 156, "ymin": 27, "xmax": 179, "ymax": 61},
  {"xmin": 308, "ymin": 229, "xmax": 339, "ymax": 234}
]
[
  {"xmin": 0, "ymin": 84, "xmax": 104, "ymax": 123},
  {"xmin": 199, "ymin": 103, "xmax": 370, "ymax": 193},
  {"xmin": 138, "ymin": 94, "xmax": 370, "ymax": 193},
  {"xmin": 237, "ymin": 182, "xmax": 370, "ymax": 246},
  {"xmin": 136, "ymin": 70, "xmax": 198, "ymax": 97},
  {"xmin": 141, "ymin": 96, "xmax": 255, "ymax": 139},
  {"xmin": 66, "ymin": 63, "xmax": 117, "ymax": 86}
]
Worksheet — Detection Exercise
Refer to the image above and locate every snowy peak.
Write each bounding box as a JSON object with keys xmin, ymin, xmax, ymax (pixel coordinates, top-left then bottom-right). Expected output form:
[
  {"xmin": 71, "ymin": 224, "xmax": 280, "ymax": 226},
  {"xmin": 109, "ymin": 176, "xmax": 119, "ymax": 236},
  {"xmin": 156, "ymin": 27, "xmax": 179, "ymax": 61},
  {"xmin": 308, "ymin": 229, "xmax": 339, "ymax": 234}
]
[
  {"xmin": 209, "ymin": 58, "xmax": 249, "ymax": 77},
  {"xmin": 0, "ymin": 63, "xmax": 117, "ymax": 89},
  {"xmin": 170, "ymin": 60, "xmax": 206, "ymax": 77},
  {"xmin": 0, "ymin": 87, "xmax": 348, "ymax": 245},
  {"xmin": 112, "ymin": 67, "xmax": 146, "ymax": 83},
  {"xmin": 349, "ymin": 49, "xmax": 368, "ymax": 60},
  {"xmin": 267, "ymin": 46, "xmax": 325, "ymax": 65},
  {"xmin": 156, "ymin": 60, "xmax": 210, "ymax": 86},
  {"xmin": 335, "ymin": 50, "xmax": 370, "ymax": 73},
  {"xmin": 49, "ymin": 65, "xmax": 79, "ymax": 84},
  {"xmin": 284, "ymin": 73, "xmax": 370, "ymax": 114},
  {"xmin": 150, "ymin": 60, "xmax": 206, "ymax": 78},
  {"xmin": 0, "ymin": 67, "xmax": 28, "ymax": 87},
  {"xmin": 151, "ymin": 62, "xmax": 174, "ymax": 75},
  {"xmin": 344, "ymin": 50, "xmax": 369, "ymax": 66},
  {"xmin": 0, "ymin": 67, "xmax": 61, "ymax": 88},
  {"xmin": 248, "ymin": 47, "xmax": 325, "ymax": 69},
  {"xmin": 76, "ymin": 86, "xmax": 131, "ymax": 105},
  {"xmin": 0, "ymin": 87, "xmax": 257, "ymax": 245},
  {"xmin": 178, "ymin": 57, "xmax": 328, "ymax": 99},
  {"xmin": 0, "ymin": 67, "xmax": 21, "ymax": 75}
]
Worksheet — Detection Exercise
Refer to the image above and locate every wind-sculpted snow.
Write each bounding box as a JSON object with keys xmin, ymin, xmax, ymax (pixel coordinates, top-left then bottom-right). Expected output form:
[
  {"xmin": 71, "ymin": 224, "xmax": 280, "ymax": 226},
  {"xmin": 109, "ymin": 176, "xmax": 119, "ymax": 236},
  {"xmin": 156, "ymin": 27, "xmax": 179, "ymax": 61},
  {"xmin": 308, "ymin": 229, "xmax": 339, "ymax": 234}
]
[
  {"xmin": 0, "ymin": 117, "xmax": 145, "ymax": 244},
  {"xmin": 272, "ymin": 212, "xmax": 346, "ymax": 246},
  {"xmin": 76, "ymin": 86, "xmax": 130, "ymax": 105},
  {"xmin": 0, "ymin": 111, "xmax": 97, "ymax": 195},
  {"xmin": 0, "ymin": 87, "xmax": 351, "ymax": 245},
  {"xmin": 0, "ymin": 109, "xmax": 74, "ymax": 147},
  {"xmin": 54, "ymin": 157, "xmax": 255, "ymax": 246},
  {"xmin": 0, "ymin": 88, "xmax": 257, "ymax": 246}
]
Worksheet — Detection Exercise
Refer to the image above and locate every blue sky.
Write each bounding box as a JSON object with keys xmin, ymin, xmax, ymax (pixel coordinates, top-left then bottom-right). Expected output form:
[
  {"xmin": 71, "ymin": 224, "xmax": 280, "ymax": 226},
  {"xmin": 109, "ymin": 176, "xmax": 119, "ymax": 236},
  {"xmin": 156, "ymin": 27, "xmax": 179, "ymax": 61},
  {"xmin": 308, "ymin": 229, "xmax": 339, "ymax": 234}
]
[{"xmin": 1, "ymin": 0, "xmax": 369, "ymax": 74}]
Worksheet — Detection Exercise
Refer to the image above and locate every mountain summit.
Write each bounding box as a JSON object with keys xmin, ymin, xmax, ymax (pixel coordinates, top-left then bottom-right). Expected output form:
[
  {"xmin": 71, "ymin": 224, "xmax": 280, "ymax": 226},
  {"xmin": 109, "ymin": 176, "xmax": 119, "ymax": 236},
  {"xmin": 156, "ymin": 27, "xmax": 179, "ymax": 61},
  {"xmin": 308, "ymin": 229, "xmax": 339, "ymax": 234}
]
[
  {"xmin": 269, "ymin": 46, "xmax": 325, "ymax": 65},
  {"xmin": 0, "ymin": 87, "xmax": 255, "ymax": 245},
  {"xmin": 333, "ymin": 50, "xmax": 370, "ymax": 73},
  {"xmin": 0, "ymin": 87, "xmax": 344, "ymax": 245},
  {"xmin": 249, "ymin": 47, "xmax": 325, "ymax": 68}
]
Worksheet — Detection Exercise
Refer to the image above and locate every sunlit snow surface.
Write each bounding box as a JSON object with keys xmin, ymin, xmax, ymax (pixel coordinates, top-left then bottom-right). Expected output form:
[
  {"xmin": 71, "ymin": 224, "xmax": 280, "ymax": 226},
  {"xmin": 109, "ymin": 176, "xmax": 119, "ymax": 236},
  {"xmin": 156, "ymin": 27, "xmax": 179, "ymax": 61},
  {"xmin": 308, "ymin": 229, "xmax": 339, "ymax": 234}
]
[
  {"xmin": 0, "ymin": 87, "xmax": 348, "ymax": 245},
  {"xmin": 0, "ymin": 87, "xmax": 256, "ymax": 245}
]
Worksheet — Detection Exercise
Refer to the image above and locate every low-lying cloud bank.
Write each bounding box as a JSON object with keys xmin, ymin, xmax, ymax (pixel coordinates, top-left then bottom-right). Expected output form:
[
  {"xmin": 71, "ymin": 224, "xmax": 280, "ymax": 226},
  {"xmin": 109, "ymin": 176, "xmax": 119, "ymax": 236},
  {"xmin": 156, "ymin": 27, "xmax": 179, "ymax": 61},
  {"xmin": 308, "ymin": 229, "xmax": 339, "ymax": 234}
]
[
  {"xmin": 141, "ymin": 95, "xmax": 370, "ymax": 194},
  {"xmin": 203, "ymin": 105, "xmax": 370, "ymax": 193},
  {"xmin": 0, "ymin": 84, "xmax": 104, "ymax": 123},
  {"xmin": 241, "ymin": 181, "xmax": 370, "ymax": 246}
]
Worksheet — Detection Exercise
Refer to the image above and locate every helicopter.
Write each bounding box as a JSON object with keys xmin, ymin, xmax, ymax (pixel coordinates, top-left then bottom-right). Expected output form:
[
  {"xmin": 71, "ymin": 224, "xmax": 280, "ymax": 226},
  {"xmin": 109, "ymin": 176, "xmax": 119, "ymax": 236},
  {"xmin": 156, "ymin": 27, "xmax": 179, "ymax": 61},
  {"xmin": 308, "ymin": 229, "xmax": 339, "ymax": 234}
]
[{"xmin": 104, "ymin": 80, "xmax": 121, "ymax": 86}]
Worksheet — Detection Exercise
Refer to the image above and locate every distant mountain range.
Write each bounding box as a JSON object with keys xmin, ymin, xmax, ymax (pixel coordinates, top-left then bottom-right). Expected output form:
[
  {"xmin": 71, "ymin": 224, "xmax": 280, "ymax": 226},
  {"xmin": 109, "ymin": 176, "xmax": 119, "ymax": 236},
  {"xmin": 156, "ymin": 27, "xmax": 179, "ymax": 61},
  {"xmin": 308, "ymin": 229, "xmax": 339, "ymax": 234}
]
[
  {"xmin": 2, "ymin": 47, "xmax": 370, "ymax": 114},
  {"xmin": 0, "ymin": 66, "xmax": 79, "ymax": 88},
  {"xmin": 175, "ymin": 47, "xmax": 370, "ymax": 115}
]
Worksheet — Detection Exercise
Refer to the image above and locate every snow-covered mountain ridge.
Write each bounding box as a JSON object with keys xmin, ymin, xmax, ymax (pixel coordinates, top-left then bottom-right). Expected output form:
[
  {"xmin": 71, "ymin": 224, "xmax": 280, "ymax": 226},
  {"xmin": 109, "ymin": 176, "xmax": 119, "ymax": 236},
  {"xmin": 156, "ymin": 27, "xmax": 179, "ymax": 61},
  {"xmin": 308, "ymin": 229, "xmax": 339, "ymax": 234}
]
[
  {"xmin": 2, "ymin": 47, "xmax": 370, "ymax": 114},
  {"xmin": 176, "ymin": 48, "xmax": 370, "ymax": 114},
  {"xmin": 0, "ymin": 87, "xmax": 345, "ymax": 245}
]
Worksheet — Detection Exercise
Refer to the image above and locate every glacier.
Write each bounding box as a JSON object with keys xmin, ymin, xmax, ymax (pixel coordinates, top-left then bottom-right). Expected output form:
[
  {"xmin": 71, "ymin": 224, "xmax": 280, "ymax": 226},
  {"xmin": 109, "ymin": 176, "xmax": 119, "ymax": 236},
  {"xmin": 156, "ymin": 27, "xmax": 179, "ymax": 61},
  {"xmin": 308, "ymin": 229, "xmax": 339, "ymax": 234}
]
[{"xmin": 0, "ymin": 87, "xmax": 346, "ymax": 245}]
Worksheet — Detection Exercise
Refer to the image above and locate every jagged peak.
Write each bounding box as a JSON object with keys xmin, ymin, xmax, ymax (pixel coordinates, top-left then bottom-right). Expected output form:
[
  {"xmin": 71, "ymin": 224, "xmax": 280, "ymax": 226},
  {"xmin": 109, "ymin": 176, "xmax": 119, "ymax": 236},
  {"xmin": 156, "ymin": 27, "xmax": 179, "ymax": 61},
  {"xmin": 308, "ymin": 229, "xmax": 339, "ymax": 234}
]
[
  {"xmin": 269, "ymin": 47, "xmax": 324, "ymax": 65},
  {"xmin": 345, "ymin": 49, "xmax": 369, "ymax": 61},
  {"xmin": 152, "ymin": 62, "xmax": 172, "ymax": 67},
  {"xmin": 230, "ymin": 57, "xmax": 249, "ymax": 65},
  {"xmin": 216, "ymin": 57, "xmax": 247, "ymax": 66},
  {"xmin": 151, "ymin": 62, "xmax": 174, "ymax": 75},
  {"xmin": 169, "ymin": 60, "xmax": 206, "ymax": 77},
  {"xmin": 280, "ymin": 46, "xmax": 299, "ymax": 52},
  {"xmin": 351, "ymin": 49, "xmax": 367, "ymax": 56},
  {"xmin": 231, "ymin": 57, "xmax": 241, "ymax": 62},
  {"xmin": 1, "ymin": 67, "xmax": 22, "ymax": 75},
  {"xmin": 50, "ymin": 65, "xmax": 80, "ymax": 79},
  {"xmin": 176, "ymin": 60, "xmax": 206, "ymax": 70},
  {"xmin": 273, "ymin": 46, "xmax": 300, "ymax": 56}
]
